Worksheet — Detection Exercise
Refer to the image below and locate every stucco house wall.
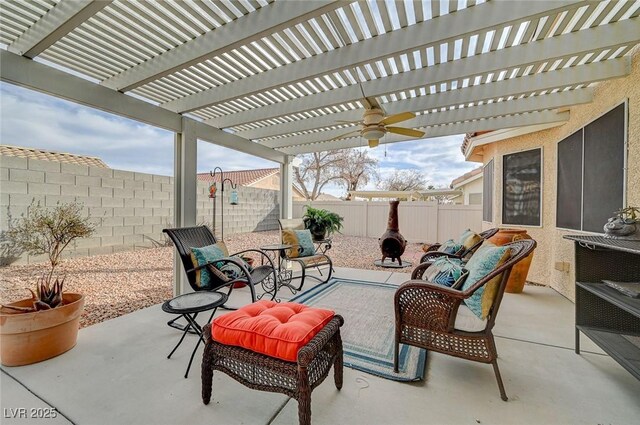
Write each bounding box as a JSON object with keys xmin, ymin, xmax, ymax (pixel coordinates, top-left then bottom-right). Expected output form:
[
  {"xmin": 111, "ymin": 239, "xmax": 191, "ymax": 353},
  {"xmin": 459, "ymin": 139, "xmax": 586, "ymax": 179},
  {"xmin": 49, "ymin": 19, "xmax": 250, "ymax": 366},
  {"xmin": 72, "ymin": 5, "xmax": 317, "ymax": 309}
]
[
  {"xmin": 458, "ymin": 177, "xmax": 483, "ymax": 205},
  {"xmin": 478, "ymin": 48, "xmax": 640, "ymax": 300}
]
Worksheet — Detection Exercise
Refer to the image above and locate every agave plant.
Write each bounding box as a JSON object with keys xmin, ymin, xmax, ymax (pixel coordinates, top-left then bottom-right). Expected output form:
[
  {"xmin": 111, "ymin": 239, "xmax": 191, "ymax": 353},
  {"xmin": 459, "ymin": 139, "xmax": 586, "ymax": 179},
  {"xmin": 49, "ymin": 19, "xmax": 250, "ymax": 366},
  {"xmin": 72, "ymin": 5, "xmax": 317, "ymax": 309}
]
[{"xmin": 2, "ymin": 276, "xmax": 65, "ymax": 313}]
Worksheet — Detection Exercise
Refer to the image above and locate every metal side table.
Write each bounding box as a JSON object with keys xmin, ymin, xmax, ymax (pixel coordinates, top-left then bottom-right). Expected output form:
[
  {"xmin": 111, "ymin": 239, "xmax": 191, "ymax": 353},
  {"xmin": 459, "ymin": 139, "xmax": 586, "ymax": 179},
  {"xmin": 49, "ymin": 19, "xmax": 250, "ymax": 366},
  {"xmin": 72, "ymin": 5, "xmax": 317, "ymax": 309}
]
[{"xmin": 162, "ymin": 291, "xmax": 228, "ymax": 378}]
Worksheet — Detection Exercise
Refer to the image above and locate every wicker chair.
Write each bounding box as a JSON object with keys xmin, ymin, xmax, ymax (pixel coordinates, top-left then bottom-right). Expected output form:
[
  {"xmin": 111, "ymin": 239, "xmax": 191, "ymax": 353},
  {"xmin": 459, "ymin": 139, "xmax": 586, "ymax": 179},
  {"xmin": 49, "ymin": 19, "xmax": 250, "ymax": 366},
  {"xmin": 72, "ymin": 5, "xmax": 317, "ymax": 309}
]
[
  {"xmin": 394, "ymin": 239, "xmax": 536, "ymax": 401},
  {"xmin": 278, "ymin": 219, "xmax": 333, "ymax": 291},
  {"xmin": 163, "ymin": 226, "xmax": 276, "ymax": 309},
  {"xmin": 418, "ymin": 228, "xmax": 499, "ymax": 265}
]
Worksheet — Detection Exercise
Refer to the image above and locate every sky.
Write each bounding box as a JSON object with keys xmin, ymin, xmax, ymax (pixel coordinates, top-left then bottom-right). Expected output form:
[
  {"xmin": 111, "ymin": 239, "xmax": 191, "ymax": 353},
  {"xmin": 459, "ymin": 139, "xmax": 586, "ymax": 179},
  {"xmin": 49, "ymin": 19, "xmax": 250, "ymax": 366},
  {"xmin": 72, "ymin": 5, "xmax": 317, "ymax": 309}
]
[{"xmin": 0, "ymin": 82, "xmax": 477, "ymax": 197}]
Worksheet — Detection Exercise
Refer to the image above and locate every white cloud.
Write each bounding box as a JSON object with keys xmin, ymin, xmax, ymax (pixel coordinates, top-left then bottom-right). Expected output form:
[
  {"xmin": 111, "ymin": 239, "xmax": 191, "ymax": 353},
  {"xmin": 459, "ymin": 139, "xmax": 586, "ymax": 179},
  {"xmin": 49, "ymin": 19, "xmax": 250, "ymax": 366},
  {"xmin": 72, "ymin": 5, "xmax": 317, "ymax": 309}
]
[{"xmin": 0, "ymin": 83, "xmax": 276, "ymax": 176}]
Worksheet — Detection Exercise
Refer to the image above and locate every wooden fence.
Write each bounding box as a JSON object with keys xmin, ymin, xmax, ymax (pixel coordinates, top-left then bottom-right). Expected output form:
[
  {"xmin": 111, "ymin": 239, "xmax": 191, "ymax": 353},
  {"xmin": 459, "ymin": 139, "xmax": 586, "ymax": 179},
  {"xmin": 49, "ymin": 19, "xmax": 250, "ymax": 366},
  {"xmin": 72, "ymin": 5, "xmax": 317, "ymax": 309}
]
[{"xmin": 293, "ymin": 201, "xmax": 482, "ymax": 243}]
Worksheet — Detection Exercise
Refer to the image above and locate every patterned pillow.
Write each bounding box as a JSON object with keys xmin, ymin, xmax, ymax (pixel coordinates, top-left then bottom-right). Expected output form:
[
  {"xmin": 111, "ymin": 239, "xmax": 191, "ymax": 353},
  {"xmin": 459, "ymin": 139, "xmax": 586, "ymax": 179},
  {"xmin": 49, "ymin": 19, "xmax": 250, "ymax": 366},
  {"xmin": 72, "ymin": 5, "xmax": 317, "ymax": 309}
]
[
  {"xmin": 282, "ymin": 229, "xmax": 315, "ymax": 258},
  {"xmin": 220, "ymin": 257, "xmax": 254, "ymax": 280},
  {"xmin": 437, "ymin": 239, "xmax": 464, "ymax": 255},
  {"xmin": 462, "ymin": 242, "xmax": 510, "ymax": 318},
  {"xmin": 190, "ymin": 243, "xmax": 229, "ymax": 289},
  {"xmin": 458, "ymin": 229, "xmax": 482, "ymax": 250},
  {"xmin": 423, "ymin": 257, "xmax": 468, "ymax": 288}
]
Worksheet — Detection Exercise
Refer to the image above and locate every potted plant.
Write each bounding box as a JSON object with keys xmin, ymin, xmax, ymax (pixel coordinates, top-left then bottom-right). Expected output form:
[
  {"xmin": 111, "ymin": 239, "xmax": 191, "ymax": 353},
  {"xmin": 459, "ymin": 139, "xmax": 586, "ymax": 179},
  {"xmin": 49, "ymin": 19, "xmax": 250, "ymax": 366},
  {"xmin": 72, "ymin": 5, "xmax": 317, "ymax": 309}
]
[
  {"xmin": 302, "ymin": 206, "xmax": 344, "ymax": 241},
  {"xmin": 0, "ymin": 201, "xmax": 94, "ymax": 366}
]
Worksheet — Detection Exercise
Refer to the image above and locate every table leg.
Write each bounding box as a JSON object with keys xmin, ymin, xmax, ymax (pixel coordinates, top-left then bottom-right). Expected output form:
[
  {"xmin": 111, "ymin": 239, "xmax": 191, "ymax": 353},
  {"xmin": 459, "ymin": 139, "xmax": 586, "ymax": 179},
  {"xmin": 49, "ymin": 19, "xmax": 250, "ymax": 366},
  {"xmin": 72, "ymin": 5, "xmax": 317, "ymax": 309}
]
[{"xmin": 167, "ymin": 313, "xmax": 194, "ymax": 359}]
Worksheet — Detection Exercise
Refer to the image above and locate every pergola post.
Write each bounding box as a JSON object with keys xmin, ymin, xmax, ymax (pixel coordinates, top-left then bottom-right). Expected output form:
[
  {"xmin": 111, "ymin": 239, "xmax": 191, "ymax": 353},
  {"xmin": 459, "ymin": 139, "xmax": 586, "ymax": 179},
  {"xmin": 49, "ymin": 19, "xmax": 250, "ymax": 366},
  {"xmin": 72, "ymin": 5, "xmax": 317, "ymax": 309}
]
[
  {"xmin": 280, "ymin": 156, "xmax": 293, "ymax": 219},
  {"xmin": 172, "ymin": 118, "xmax": 198, "ymax": 296}
]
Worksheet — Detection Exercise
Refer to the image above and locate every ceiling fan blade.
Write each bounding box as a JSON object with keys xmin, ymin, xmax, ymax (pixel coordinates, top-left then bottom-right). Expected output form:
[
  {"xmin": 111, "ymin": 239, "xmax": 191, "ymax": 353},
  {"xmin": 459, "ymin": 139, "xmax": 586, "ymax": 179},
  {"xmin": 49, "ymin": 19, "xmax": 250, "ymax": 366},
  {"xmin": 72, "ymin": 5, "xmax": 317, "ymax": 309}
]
[
  {"xmin": 380, "ymin": 111, "xmax": 416, "ymax": 126},
  {"xmin": 368, "ymin": 139, "xmax": 380, "ymax": 148},
  {"xmin": 386, "ymin": 126, "xmax": 425, "ymax": 138},
  {"xmin": 328, "ymin": 130, "xmax": 360, "ymax": 141}
]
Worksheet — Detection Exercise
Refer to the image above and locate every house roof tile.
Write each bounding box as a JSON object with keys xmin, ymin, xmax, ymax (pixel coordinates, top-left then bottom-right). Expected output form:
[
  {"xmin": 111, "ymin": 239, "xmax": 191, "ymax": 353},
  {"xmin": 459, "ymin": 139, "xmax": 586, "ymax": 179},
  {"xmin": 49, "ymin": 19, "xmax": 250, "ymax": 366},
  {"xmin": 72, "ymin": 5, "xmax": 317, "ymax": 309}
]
[
  {"xmin": 0, "ymin": 144, "xmax": 109, "ymax": 168},
  {"xmin": 197, "ymin": 168, "xmax": 279, "ymax": 187}
]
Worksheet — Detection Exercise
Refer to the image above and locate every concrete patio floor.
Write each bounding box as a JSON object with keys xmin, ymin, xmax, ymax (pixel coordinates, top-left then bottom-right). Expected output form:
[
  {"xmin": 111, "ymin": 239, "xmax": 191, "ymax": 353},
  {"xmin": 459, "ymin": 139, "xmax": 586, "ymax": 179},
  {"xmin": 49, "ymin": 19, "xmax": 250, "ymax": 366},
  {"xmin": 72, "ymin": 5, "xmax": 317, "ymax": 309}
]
[{"xmin": 2, "ymin": 267, "xmax": 639, "ymax": 425}]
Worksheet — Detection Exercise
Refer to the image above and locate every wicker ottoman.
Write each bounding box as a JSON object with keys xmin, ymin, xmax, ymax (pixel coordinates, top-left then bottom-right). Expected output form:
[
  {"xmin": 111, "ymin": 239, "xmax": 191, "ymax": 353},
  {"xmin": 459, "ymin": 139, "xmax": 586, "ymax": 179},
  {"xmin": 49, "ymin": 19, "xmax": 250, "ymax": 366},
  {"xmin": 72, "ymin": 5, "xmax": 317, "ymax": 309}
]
[{"xmin": 201, "ymin": 302, "xmax": 344, "ymax": 425}]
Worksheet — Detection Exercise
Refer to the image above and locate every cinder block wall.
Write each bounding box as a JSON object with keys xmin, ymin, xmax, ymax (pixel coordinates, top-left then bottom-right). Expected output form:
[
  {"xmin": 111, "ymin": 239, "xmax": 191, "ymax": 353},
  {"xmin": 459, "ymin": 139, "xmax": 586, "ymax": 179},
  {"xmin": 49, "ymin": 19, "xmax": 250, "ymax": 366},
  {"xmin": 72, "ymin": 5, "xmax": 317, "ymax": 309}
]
[{"xmin": 0, "ymin": 156, "xmax": 280, "ymax": 264}]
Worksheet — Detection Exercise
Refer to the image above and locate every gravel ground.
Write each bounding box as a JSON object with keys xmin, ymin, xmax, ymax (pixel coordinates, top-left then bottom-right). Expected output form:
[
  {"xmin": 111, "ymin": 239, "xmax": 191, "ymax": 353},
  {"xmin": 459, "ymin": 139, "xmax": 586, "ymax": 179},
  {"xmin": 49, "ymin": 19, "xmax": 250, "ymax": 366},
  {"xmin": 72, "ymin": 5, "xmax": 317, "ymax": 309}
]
[{"xmin": 1, "ymin": 231, "xmax": 424, "ymax": 328}]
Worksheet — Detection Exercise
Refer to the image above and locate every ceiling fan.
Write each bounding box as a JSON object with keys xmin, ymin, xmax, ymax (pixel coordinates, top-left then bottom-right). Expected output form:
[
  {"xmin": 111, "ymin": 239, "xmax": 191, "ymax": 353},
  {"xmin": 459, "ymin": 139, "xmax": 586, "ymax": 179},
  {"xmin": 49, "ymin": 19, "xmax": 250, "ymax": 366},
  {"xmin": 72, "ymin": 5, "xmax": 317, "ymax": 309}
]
[{"xmin": 331, "ymin": 96, "xmax": 426, "ymax": 148}]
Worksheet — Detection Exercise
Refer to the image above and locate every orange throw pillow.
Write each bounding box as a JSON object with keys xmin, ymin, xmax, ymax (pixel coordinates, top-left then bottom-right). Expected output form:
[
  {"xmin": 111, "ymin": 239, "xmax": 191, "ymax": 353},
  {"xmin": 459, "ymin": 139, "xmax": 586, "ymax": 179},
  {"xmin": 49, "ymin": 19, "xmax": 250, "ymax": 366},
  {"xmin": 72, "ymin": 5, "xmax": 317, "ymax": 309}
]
[{"xmin": 212, "ymin": 300, "xmax": 335, "ymax": 362}]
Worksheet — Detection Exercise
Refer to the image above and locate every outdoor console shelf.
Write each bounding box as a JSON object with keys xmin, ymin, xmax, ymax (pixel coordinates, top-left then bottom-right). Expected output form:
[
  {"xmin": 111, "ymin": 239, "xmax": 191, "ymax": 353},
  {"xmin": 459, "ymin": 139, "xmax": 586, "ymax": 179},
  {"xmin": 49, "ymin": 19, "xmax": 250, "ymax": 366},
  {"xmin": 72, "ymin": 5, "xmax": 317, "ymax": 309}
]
[{"xmin": 564, "ymin": 235, "xmax": 640, "ymax": 380}]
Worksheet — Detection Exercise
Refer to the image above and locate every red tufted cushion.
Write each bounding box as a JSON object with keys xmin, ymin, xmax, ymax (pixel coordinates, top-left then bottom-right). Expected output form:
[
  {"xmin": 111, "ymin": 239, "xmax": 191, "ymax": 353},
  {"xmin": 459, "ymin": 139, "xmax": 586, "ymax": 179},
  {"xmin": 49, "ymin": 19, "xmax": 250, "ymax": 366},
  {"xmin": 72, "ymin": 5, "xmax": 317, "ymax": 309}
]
[{"xmin": 212, "ymin": 300, "xmax": 335, "ymax": 362}]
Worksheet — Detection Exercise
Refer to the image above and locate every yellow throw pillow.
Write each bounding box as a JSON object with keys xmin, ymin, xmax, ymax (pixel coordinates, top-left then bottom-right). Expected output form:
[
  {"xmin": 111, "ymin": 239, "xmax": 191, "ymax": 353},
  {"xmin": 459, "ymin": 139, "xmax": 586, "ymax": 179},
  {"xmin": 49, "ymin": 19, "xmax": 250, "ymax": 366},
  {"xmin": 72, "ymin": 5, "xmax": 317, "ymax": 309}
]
[
  {"xmin": 480, "ymin": 248, "xmax": 511, "ymax": 319},
  {"xmin": 459, "ymin": 229, "xmax": 482, "ymax": 250},
  {"xmin": 281, "ymin": 229, "xmax": 300, "ymax": 258}
]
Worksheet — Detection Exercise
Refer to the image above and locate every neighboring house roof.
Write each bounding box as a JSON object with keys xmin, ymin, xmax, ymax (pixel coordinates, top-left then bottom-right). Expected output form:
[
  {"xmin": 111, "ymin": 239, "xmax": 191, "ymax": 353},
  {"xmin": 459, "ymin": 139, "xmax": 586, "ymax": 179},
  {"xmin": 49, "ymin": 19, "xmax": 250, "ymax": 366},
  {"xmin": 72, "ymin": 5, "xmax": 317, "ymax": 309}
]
[
  {"xmin": 451, "ymin": 167, "xmax": 483, "ymax": 188},
  {"xmin": 0, "ymin": 144, "xmax": 109, "ymax": 168},
  {"xmin": 197, "ymin": 168, "xmax": 279, "ymax": 186}
]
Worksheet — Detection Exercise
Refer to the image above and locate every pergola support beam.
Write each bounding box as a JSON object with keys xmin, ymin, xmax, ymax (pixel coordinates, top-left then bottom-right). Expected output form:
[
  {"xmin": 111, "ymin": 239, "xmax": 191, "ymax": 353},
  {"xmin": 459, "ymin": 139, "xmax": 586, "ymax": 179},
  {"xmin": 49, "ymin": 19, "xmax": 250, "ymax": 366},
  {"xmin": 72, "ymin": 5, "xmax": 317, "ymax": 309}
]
[
  {"xmin": 240, "ymin": 57, "xmax": 629, "ymax": 140},
  {"xmin": 280, "ymin": 110, "xmax": 570, "ymax": 154},
  {"xmin": 173, "ymin": 118, "xmax": 198, "ymax": 295},
  {"xmin": 280, "ymin": 156, "xmax": 294, "ymax": 219},
  {"xmin": 0, "ymin": 50, "xmax": 286, "ymax": 164},
  {"xmin": 102, "ymin": 0, "xmax": 343, "ymax": 91},
  {"xmin": 216, "ymin": 17, "xmax": 639, "ymax": 129},
  {"xmin": 7, "ymin": 0, "xmax": 112, "ymax": 58},
  {"xmin": 265, "ymin": 89, "xmax": 591, "ymax": 149},
  {"xmin": 167, "ymin": 0, "xmax": 581, "ymax": 114}
]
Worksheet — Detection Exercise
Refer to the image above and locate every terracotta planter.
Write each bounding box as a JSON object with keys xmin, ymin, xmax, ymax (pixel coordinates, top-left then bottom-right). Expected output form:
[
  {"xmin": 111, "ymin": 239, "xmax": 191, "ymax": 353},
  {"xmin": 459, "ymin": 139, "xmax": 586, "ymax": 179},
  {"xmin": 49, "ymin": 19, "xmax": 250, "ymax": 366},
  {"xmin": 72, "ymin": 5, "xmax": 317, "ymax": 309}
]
[
  {"xmin": 0, "ymin": 293, "xmax": 84, "ymax": 366},
  {"xmin": 488, "ymin": 229, "xmax": 535, "ymax": 293}
]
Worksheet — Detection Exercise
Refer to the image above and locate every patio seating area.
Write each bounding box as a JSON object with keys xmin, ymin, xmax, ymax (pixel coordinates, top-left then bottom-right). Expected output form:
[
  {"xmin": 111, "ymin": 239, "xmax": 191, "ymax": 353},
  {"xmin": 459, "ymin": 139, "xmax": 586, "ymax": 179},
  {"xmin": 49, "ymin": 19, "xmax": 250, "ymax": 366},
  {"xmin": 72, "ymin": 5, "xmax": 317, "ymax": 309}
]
[{"xmin": 2, "ymin": 267, "xmax": 639, "ymax": 425}]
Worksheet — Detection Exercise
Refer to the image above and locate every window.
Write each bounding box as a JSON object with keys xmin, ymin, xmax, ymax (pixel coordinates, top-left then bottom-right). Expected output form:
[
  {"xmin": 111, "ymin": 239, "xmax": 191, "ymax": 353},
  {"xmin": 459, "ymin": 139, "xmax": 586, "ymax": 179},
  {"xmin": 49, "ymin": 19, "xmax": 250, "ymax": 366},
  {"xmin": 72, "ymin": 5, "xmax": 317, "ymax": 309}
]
[
  {"xmin": 469, "ymin": 193, "xmax": 482, "ymax": 205},
  {"xmin": 556, "ymin": 102, "xmax": 626, "ymax": 232},
  {"xmin": 502, "ymin": 148, "xmax": 542, "ymax": 226},
  {"xmin": 482, "ymin": 160, "xmax": 493, "ymax": 221}
]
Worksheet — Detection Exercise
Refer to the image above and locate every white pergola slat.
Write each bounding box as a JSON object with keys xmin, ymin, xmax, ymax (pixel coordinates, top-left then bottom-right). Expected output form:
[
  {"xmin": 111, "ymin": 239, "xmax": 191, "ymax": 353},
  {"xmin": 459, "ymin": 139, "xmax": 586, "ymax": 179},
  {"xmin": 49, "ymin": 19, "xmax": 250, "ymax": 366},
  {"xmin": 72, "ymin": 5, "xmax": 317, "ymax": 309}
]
[
  {"xmin": 240, "ymin": 57, "xmax": 629, "ymax": 140},
  {"xmin": 263, "ymin": 88, "xmax": 593, "ymax": 149},
  {"xmin": 214, "ymin": 16, "xmax": 639, "ymax": 130},
  {"xmin": 7, "ymin": 0, "xmax": 112, "ymax": 58},
  {"xmin": 164, "ymin": 0, "xmax": 581, "ymax": 114},
  {"xmin": 279, "ymin": 110, "xmax": 571, "ymax": 155},
  {"xmin": 0, "ymin": 49, "xmax": 286, "ymax": 164},
  {"xmin": 1, "ymin": 0, "xmax": 638, "ymax": 158},
  {"xmin": 101, "ymin": 0, "xmax": 345, "ymax": 91}
]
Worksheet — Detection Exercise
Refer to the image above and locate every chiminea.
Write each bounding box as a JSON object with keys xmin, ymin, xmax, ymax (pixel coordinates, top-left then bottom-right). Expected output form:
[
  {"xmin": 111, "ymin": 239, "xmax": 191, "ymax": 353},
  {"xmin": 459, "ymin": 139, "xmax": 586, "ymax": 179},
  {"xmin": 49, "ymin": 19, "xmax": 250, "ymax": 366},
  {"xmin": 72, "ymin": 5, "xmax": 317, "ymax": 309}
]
[{"xmin": 379, "ymin": 200, "xmax": 407, "ymax": 265}]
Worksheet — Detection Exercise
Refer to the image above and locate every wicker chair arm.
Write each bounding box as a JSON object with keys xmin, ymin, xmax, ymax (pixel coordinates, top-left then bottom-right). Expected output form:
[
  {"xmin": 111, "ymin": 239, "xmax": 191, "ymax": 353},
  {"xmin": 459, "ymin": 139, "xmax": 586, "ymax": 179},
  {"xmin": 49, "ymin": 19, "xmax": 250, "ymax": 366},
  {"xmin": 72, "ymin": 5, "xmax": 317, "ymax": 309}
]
[
  {"xmin": 395, "ymin": 281, "xmax": 465, "ymax": 332},
  {"xmin": 297, "ymin": 315, "xmax": 344, "ymax": 366}
]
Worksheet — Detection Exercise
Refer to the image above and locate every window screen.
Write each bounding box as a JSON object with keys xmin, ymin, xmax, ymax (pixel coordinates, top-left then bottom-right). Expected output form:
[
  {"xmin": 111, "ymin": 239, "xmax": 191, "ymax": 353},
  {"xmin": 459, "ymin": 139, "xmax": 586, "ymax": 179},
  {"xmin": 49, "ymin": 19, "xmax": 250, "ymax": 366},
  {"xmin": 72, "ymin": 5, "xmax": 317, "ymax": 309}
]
[
  {"xmin": 502, "ymin": 148, "xmax": 542, "ymax": 226},
  {"xmin": 556, "ymin": 131, "xmax": 583, "ymax": 230},
  {"xmin": 483, "ymin": 160, "xmax": 494, "ymax": 221},
  {"xmin": 555, "ymin": 102, "xmax": 626, "ymax": 232}
]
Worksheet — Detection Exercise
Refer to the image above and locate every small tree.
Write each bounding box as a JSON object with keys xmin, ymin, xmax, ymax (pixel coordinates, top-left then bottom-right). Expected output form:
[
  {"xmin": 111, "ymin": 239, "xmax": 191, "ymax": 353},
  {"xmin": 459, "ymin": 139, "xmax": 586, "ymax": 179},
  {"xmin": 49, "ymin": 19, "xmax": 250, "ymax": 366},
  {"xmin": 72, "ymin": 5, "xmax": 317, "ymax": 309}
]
[
  {"xmin": 378, "ymin": 169, "xmax": 428, "ymax": 191},
  {"xmin": 7, "ymin": 201, "xmax": 95, "ymax": 284},
  {"xmin": 335, "ymin": 149, "xmax": 378, "ymax": 194}
]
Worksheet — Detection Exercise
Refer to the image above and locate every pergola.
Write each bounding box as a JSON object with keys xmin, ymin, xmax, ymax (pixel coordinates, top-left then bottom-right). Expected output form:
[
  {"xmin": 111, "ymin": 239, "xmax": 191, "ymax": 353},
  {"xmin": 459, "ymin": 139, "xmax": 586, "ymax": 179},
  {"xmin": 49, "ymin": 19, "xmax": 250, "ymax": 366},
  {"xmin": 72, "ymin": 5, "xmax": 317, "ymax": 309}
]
[{"xmin": 1, "ymin": 0, "xmax": 639, "ymax": 290}]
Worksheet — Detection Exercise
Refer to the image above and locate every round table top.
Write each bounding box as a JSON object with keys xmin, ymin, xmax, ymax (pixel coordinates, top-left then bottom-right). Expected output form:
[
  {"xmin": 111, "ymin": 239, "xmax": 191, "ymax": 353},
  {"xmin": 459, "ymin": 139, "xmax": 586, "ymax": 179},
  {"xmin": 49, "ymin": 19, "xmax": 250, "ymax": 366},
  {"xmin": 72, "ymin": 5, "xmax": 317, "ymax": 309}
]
[
  {"xmin": 260, "ymin": 244, "xmax": 292, "ymax": 251},
  {"xmin": 162, "ymin": 291, "xmax": 227, "ymax": 314}
]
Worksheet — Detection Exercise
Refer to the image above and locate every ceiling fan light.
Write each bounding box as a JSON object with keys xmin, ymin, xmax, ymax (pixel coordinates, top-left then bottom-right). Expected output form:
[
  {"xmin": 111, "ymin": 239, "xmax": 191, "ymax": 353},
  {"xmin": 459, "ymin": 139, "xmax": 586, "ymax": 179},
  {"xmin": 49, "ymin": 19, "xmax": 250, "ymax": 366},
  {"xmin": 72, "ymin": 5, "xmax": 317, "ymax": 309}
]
[{"xmin": 361, "ymin": 127, "xmax": 385, "ymax": 140}]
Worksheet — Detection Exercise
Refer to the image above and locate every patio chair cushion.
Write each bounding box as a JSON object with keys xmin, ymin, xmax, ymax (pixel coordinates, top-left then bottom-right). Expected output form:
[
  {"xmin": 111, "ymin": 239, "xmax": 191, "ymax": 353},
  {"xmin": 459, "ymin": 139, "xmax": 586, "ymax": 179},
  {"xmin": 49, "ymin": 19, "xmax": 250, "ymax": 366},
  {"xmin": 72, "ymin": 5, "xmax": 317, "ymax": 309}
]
[
  {"xmin": 458, "ymin": 229, "xmax": 482, "ymax": 250},
  {"xmin": 423, "ymin": 257, "xmax": 468, "ymax": 288},
  {"xmin": 454, "ymin": 304, "xmax": 487, "ymax": 332},
  {"xmin": 212, "ymin": 300, "xmax": 335, "ymax": 362},
  {"xmin": 190, "ymin": 243, "xmax": 231, "ymax": 289},
  {"xmin": 282, "ymin": 229, "xmax": 315, "ymax": 258},
  {"xmin": 462, "ymin": 242, "xmax": 510, "ymax": 318},
  {"xmin": 437, "ymin": 239, "xmax": 464, "ymax": 255}
]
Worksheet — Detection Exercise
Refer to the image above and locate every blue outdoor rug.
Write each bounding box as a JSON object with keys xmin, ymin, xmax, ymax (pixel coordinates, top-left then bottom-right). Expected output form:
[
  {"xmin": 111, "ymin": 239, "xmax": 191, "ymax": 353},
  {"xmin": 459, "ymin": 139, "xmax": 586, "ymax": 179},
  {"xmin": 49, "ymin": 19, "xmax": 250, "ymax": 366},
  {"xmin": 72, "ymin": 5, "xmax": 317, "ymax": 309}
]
[{"xmin": 291, "ymin": 278, "xmax": 427, "ymax": 382}]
